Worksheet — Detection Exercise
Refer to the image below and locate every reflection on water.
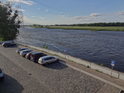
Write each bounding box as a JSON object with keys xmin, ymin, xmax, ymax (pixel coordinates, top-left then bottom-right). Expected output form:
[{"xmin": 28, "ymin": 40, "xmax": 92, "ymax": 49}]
[{"xmin": 17, "ymin": 27, "xmax": 124, "ymax": 72}]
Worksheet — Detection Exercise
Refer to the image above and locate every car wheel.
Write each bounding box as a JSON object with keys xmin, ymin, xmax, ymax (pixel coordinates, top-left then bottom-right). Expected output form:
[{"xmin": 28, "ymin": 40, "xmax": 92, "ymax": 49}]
[
  {"xmin": 30, "ymin": 57, "xmax": 34, "ymax": 61},
  {"xmin": 0, "ymin": 77, "xmax": 4, "ymax": 82}
]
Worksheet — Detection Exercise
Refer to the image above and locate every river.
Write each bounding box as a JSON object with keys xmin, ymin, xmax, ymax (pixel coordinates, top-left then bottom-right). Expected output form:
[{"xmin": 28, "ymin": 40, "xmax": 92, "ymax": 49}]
[{"xmin": 16, "ymin": 27, "xmax": 124, "ymax": 72}]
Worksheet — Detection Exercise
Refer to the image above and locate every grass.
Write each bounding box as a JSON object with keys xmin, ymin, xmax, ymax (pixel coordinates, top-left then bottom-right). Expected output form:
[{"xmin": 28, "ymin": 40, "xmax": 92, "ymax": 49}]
[
  {"xmin": 42, "ymin": 44, "xmax": 49, "ymax": 49},
  {"xmin": 0, "ymin": 37, "xmax": 4, "ymax": 41},
  {"xmin": 45, "ymin": 26, "xmax": 124, "ymax": 31},
  {"xmin": 95, "ymin": 69, "xmax": 102, "ymax": 73}
]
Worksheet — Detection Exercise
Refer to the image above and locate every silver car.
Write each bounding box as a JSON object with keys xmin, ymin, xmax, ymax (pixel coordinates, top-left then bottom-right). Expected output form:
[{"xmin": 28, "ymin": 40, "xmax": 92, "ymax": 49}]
[
  {"xmin": 20, "ymin": 49, "xmax": 32, "ymax": 57},
  {"xmin": 38, "ymin": 56, "xmax": 59, "ymax": 65},
  {"xmin": 16, "ymin": 48, "xmax": 28, "ymax": 54}
]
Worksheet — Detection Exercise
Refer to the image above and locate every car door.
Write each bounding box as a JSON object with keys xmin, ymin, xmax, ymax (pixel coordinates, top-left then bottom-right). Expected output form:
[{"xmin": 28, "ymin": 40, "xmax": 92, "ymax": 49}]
[{"xmin": 48, "ymin": 57, "xmax": 55, "ymax": 63}]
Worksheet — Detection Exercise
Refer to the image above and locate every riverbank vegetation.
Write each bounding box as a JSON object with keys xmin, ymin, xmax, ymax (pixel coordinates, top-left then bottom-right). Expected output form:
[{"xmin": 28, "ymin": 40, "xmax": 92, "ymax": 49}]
[
  {"xmin": 46, "ymin": 26, "xmax": 124, "ymax": 31},
  {"xmin": 31, "ymin": 22, "xmax": 124, "ymax": 31}
]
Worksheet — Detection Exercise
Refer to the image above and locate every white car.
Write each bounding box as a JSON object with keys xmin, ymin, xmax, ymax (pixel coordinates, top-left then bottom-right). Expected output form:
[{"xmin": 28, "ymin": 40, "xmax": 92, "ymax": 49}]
[
  {"xmin": 20, "ymin": 49, "xmax": 32, "ymax": 57},
  {"xmin": 0, "ymin": 69, "xmax": 4, "ymax": 81},
  {"xmin": 38, "ymin": 56, "xmax": 59, "ymax": 65}
]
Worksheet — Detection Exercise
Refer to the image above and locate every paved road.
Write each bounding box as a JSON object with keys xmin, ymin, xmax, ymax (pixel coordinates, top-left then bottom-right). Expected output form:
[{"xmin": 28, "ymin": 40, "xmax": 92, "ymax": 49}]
[{"xmin": 0, "ymin": 46, "xmax": 119, "ymax": 93}]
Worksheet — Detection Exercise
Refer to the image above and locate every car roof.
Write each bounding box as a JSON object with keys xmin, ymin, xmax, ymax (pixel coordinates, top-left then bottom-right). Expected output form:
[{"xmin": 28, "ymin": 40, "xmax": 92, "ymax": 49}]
[
  {"xmin": 4, "ymin": 40, "xmax": 14, "ymax": 43},
  {"xmin": 20, "ymin": 48, "xmax": 28, "ymax": 50},
  {"xmin": 32, "ymin": 52, "xmax": 43, "ymax": 55},
  {"xmin": 41, "ymin": 56, "xmax": 56, "ymax": 59},
  {"xmin": 21, "ymin": 50, "xmax": 32, "ymax": 52},
  {"xmin": 3, "ymin": 42, "xmax": 11, "ymax": 44},
  {"xmin": 27, "ymin": 51, "xmax": 36, "ymax": 54},
  {"xmin": 21, "ymin": 49, "xmax": 32, "ymax": 52},
  {"xmin": 3, "ymin": 41, "xmax": 15, "ymax": 44}
]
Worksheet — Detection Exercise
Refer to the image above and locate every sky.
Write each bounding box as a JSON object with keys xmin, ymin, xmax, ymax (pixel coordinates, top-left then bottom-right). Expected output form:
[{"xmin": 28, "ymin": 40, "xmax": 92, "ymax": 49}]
[{"xmin": 3, "ymin": 0, "xmax": 124, "ymax": 25}]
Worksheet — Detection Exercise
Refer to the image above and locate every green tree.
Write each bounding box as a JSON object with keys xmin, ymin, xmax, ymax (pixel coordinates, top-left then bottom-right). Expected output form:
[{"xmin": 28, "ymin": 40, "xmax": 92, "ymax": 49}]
[{"xmin": 0, "ymin": 2, "xmax": 21, "ymax": 41}]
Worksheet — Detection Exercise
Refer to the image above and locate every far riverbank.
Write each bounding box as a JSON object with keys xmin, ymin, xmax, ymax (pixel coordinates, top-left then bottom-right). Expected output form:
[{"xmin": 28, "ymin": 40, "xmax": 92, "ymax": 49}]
[{"xmin": 32, "ymin": 26, "xmax": 124, "ymax": 31}]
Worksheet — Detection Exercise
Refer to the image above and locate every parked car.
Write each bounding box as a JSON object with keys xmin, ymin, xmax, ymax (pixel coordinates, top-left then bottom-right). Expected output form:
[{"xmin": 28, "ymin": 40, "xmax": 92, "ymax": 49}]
[
  {"xmin": 16, "ymin": 48, "xmax": 28, "ymax": 54},
  {"xmin": 0, "ymin": 41, "xmax": 4, "ymax": 45},
  {"xmin": 20, "ymin": 49, "xmax": 32, "ymax": 57},
  {"xmin": 38, "ymin": 56, "xmax": 59, "ymax": 65},
  {"xmin": 2, "ymin": 42, "xmax": 16, "ymax": 47},
  {"xmin": 0, "ymin": 69, "xmax": 4, "ymax": 81},
  {"xmin": 30, "ymin": 52, "xmax": 47, "ymax": 63},
  {"xmin": 25, "ymin": 51, "xmax": 36, "ymax": 60},
  {"xmin": 25, "ymin": 52, "xmax": 32, "ymax": 60}
]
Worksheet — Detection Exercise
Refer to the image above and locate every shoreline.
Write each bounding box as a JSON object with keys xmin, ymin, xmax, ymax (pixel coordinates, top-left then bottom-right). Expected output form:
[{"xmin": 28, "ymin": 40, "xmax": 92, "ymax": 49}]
[{"xmin": 32, "ymin": 26, "xmax": 124, "ymax": 31}]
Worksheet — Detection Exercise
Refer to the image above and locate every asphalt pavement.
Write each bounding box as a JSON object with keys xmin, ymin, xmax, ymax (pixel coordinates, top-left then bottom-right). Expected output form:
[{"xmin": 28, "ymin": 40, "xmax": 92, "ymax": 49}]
[{"xmin": 0, "ymin": 46, "xmax": 120, "ymax": 93}]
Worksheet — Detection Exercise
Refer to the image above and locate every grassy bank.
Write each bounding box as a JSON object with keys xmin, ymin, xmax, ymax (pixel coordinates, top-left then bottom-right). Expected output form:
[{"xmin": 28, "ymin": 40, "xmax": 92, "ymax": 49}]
[{"xmin": 45, "ymin": 26, "xmax": 124, "ymax": 31}]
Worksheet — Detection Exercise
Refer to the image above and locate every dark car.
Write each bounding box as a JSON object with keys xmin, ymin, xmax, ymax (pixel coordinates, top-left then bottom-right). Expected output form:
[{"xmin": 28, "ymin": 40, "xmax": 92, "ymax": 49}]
[
  {"xmin": 25, "ymin": 51, "xmax": 36, "ymax": 60},
  {"xmin": 16, "ymin": 48, "xmax": 28, "ymax": 54},
  {"xmin": 2, "ymin": 42, "xmax": 16, "ymax": 47},
  {"xmin": 30, "ymin": 52, "xmax": 47, "ymax": 63},
  {"xmin": 0, "ymin": 69, "xmax": 4, "ymax": 81}
]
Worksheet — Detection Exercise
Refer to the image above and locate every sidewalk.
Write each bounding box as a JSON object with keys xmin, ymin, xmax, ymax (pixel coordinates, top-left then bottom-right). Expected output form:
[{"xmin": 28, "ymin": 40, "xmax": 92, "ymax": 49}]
[{"xmin": 60, "ymin": 57, "xmax": 124, "ymax": 91}]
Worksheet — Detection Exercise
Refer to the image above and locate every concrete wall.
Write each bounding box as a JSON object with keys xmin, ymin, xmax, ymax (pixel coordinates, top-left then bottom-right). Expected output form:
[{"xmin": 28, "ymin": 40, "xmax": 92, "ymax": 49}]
[{"xmin": 18, "ymin": 43, "xmax": 124, "ymax": 81}]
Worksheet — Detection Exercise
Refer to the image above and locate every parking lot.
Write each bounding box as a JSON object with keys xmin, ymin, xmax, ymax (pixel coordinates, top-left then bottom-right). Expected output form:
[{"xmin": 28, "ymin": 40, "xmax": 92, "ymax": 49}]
[{"xmin": 0, "ymin": 45, "xmax": 121, "ymax": 93}]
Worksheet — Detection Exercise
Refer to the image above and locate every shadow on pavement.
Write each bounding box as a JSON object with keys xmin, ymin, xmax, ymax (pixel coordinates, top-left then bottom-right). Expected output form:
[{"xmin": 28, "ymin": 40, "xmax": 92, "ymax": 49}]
[
  {"xmin": 0, "ymin": 74, "xmax": 24, "ymax": 93},
  {"xmin": 43, "ymin": 61, "xmax": 68, "ymax": 70}
]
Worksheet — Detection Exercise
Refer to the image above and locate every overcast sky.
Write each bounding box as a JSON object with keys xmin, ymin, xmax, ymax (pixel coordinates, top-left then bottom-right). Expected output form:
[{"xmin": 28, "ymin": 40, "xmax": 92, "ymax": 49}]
[{"xmin": 4, "ymin": 0, "xmax": 124, "ymax": 25}]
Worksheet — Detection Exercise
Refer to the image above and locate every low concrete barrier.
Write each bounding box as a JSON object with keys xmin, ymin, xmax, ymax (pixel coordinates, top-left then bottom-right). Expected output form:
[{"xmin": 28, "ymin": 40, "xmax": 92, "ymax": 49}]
[{"xmin": 18, "ymin": 43, "xmax": 124, "ymax": 80}]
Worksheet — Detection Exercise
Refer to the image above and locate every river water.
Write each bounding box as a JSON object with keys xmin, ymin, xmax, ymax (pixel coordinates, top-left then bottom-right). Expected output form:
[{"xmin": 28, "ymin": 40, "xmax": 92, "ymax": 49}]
[{"xmin": 16, "ymin": 27, "xmax": 124, "ymax": 72}]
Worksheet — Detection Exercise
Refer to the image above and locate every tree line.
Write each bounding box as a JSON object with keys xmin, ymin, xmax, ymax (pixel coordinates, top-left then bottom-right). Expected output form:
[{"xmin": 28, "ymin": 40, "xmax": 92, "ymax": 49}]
[
  {"xmin": 32, "ymin": 22, "xmax": 124, "ymax": 27},
  {"xmin": 53, "ymin": 22, "xmax": 124, "ymax": 26}
]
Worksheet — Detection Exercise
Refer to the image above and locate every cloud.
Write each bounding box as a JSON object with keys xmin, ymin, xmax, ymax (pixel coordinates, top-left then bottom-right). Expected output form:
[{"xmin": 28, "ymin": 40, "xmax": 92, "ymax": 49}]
[
  {"xmin": 23, "ymin": 16, "xmax": 47, "ymax": 25},
  {"xmin": 31, "ymin": 16, "xmax": 37, "ymax": 18},
  {"xmin": 39, "ymin": 17, "xmax": 45, "ymax": 20},
  {"xmin": 8, "ymin": 0, "xmax": 34, "ymax": 5},
  {"xmin": 118, "ymin": 12, "xmax": 124, "ymax": 15},
  {"xmin": 45, "ymin": 9, "xmax": 49, "ymax": 12},
  {"xmin": 37, "ymin": 8, "xmax": 41, "ymax": 10},
  {"xmin": 90, "ymin": 13, "xmax": 101, "ymax": 17},
  {"xmin": 72, "ymin": 16, "xmax": 86, "ymax": 20},
  {"xmin": 23, "ymin": 16, "xmax": 34, "ymax": 24},
  {"xmin": 23, "ymin": 11, "xmax": 124, "ymax": 25},
  {"xmin": 73, "ymin": 13, "xmax": 102, "ymax": 21}
]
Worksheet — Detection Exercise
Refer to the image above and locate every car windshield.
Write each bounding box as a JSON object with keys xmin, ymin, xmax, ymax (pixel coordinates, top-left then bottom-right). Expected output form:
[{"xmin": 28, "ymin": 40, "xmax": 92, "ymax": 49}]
[
  {"xmin": 25, "ymin": 50, "xmax": 31, "ymax": 52},
  {"xmin": 32, "ymin": 52, "xmax": 42, "ymax": 55}
]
